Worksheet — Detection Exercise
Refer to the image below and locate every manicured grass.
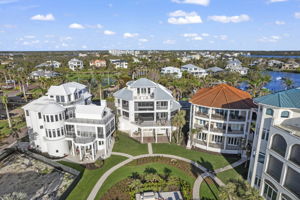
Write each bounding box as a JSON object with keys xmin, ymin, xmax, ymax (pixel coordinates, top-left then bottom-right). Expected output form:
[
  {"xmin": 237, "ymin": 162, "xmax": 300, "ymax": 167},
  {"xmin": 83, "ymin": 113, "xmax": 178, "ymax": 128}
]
[
  {"xmin": 59, "ymin": 155, "xmax": 127, "ymax": 200},
  {"xmin": 200, "ymin": 177, "xmax": 220, "ymax": 200},
  {"xmin": 96, "ymin": 162, "xmax": 196, "ymax": 199},
  {"xmin": 113, "ymin": 132, "xmax": 148, "ymax": 156},
  {"xmin": 0, "ymin": 120, "xmax": 11, "ymax": 138},
  {"xmin": 152, "ymin": 143, "xmax": 240, "ymax": 170},
  {"xmin": 216, "ymin": 164, "xmax": 249, "ymax": 184}
]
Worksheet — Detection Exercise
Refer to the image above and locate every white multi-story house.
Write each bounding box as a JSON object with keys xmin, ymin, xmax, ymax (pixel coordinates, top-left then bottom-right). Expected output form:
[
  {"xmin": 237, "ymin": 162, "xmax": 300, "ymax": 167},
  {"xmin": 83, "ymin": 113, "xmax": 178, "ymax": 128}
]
[
  {"xmin": 30, "ymin": 70, "xmax": 60, "ymax": 79},
  {"xmin": 181, "ymin": 64, "xmax": 208, "ymax": 78},
  {"xmin": 113, "ymin": 78, "xmax": 181, "ymax": 143},
  {"xmin": 36, "ymin": 60, "xmax": 61, "ymax": 68},
  {"xmin": 110, "ymin": 59, "xmax": 128, "ymax": 69},
  {"xmin": 248, "ymin": 88, "xmax": 300, "ymax": 200},
  {"xmin": 68, "ymin": 58, "xmax": 84, "ymax": 71},
  {"xmin": 225, "ymin": 59, "xmax": 249, "ymax": 75},
  {"xmin": 189, "ymin": 84, "xmax": 256, "ymax": 154},
  {"xmin": 161, "ymin": 66, "xmax": 182, "ymax": 78},
  {"xmin": 23, "ymin": 82, "xmax": 115, "ymax": 162},
  {"xmin": 206, "ymin": 66, "xmax": 224, "ymax": 75}
]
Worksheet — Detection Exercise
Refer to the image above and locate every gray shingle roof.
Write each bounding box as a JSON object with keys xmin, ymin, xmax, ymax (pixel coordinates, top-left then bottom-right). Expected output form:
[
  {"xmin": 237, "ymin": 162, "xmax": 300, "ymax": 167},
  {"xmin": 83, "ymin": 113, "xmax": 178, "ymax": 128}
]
[
  {"xmin": 129, "ymin": 78, "xmax": 157, "ymax": 88},
  {"xmin": 113, "ymin": 88, "xmax": 133, "ymax": 101}
]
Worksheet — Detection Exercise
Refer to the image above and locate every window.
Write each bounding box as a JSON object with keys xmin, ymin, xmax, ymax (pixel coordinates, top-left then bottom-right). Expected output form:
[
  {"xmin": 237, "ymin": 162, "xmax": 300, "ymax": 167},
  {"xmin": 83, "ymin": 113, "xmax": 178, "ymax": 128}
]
[
  {"xmin": 46, "ymin": 116, "xmax": 49, "ymax": 122},
  {"xmin": 122, "ymin": 111, "xmax": 129, "ymax": 118},
  {"xmin": 49, "ymin": 130, "xmax": 52, "ymax": 138},
  {"xmin": 266, "ymin": 108, "xmax": 274, "ymax": 116},
  {"xmin": 56, "ymin": 150, "xmax": 59, "ymax": 153},
  {"xmin": 59, "ymin": 113, "xmax": 62, "ymax": 120},
  {"xmin": 290, "ymin": 144, "xmax": 300, "ymax": 166},
  {"xmin": 60, "ymin": 96, "xmax": 65, "ymax": 103},
  {"xmin": 52, "ymin": 129, "xmax": 56, "ymax": 137},
  {"xmin": 281, "ymin": 111, "xmax": 290, "ymax": 118},
  {"xmin": 267, "ymin": 155, "xmax": 283, "ymax": 182},
  {"xmin": 46, "ymin": 130, "xmax": 48, "ymax": 137},
  {"xmin": 271, "ymin": 134, "xmax": 287, "ymax": 157},
  {"xmin": 26, "ymin": 110, "xmax": 29, "ymax": 116},
  {"xmin": 50, "ymin": 115, "xmax": 54, "ymax": 122},
  {"xmin": 38, "ymin": 112, "xmax": 42, "ymax": 119},
  {"xmin": 197, "ymin": 132, "xmax": 207, "ymax": 141},
  {"xmin": 40, "ymin": 125, "xmax": 43, "ymax": 129},
  {"xmin": 281, "ymin": 194, "xmax": 293, "ymax": 200},
  {"xmin": 258, "ymin": 152, "xmax": 265, "ymax": 164},
  {"xmin": 212, "ymin": 135, "xmax": 223, "ymax": 143},
  {"xmin": 262, "ymin": 128, "xmax": 270, "ymax": 141},
  {"xmin": 56, "ymin": 96, "xmax": 60, "ymax": 102},
  {"xmin": 284, "ymin": 167, "xmax": 300, "ymax": 199},
  {"xmin": 263, "ymin": 180, "xmax": 278, "ymax": 200},
  {"xmin": 55, "ymin": 115, "xmax": 58, "ymax": 121},
  {"xmin": 68, "ymin": 94, "xmax": 71, "ymax": 102},
  {"xmin": 61, "ymin": 127, "xmax": 64, "ymax": 135},
  {"xmin": 254, "ymin": 176, "xmax": 261, "ymax": 187},
  {"xmin": 99, "ymin": 141, "xmax": 104, "ymax": 145},
  {"xmin": 227, "ymin": 137, "xmax": 240, "ymax": 146},
  {"xmin": 57, "ymin": 128, "xmax": 60, "ymax": 137}
]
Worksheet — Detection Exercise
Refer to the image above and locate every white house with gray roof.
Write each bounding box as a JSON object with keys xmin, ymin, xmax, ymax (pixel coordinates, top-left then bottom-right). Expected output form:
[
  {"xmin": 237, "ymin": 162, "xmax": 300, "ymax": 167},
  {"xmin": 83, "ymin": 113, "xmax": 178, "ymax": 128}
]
[
  {"xmin": 248, "ymin": 88, "xmax": 300, "ymax": 200},
  {"xmin": 161, "ymin": 66, "xmax": 182, "ymax": 78},
  {"xmin": 23, "ymin": 82, "xmax": 115, "ymax": 162},
  {"xmin": 181, "ymin": 64, "xmax": 207, "ymax": 77},
  {"xmin": 113, "ymin": 78, "xmax": 181, "ymax": 143},
  {"xmin": 68, "ymin": 58, "xmax": 83, "ymax": 71}
]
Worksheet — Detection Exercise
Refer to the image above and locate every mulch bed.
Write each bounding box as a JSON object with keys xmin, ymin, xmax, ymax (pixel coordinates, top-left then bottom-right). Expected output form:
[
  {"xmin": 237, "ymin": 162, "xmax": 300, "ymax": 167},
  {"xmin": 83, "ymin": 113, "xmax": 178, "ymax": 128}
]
[{"xmin": 100, "ymin": 178, "xmax": 131, "ymax": 200}]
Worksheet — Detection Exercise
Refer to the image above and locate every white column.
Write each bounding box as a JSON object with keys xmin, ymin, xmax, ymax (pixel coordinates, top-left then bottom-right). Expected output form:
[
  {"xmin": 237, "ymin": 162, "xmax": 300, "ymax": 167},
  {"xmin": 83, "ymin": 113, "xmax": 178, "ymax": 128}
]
[
  {"xmin": 169, "ymin": 128, "xmax": 172, "ymax": 142},
  {"xmin": 206, "ymin": 108, "xmax": 212, "ymax": 150},
  {"xmin": 224, "ymin": 109, "xmax": 230, "ymax": 150},
  {"xmin": 250, "ymin": 106, "xmax": 266, "ymax": 187},
  {"xmin": 91, "ymin": 143, "xmax": 95, "ymax": 160},
  {"xmin": 79, "ymin": 145, "xmax": 82, "ymax": 161},
  {"xmin": 155, "ymin": 128, "xmax": 157, "ymax": 143},
  {"xmin": 72, "ymin": 141, "xmax": 75, "ymax": 156},
  {"xmin": 104, "ymin": 139, "xmax": 107, "ymax": 156}
]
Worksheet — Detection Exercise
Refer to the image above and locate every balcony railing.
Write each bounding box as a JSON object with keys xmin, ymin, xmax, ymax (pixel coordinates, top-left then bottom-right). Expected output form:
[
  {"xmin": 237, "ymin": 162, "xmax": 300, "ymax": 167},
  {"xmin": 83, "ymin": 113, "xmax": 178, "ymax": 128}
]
[
  {"xmin": 133, "ymin": 94, "xmax": 154, "ymax": 100},
  {"xmin": 195, "ymin": 112, "xmax": 209, "ymax": 118},
  {"xmin": 229, "ymin": 115, "xmax": 246, "ymax": 122},
  {"xmin": 156, "ymin": 106, "xmax": 168, "ymax": 110},
  {"xmin": 193, "ymin": 139, "xmax": 207, "ymax": 146},
  {"xmin": 209, "ymin": 142, "xmax": 224, "ymax": 149},
  {"xmin": 134, "ymin": 106, "xmax": 154, "ymax": 111},
  {"xmin": 227, "ymin": 128, "xmax": 244, "ymax": 134},
  {"xmin": 211, "ymin": 113, "xmax": 227, "ymax": 121},
  {"xmin": 74, "ymin": 136, "xmax": 96, "ymax": 144},
  {"xmin": 65, "ymin": 113, "xmax": 114, "ymax": 125},
  {"xmin": 133, "ymin": 119, "xmax": 171, "ymax": 127},
  {"xmin": 59, "ymin": 96, "xmax": 84, "ymax": 106}
]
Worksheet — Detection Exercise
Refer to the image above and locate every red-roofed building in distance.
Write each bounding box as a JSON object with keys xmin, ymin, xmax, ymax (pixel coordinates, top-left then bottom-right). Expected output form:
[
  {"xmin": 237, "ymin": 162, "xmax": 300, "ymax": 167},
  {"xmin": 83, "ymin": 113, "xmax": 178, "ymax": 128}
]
[
  {"xmin": 89, "ymin": 59, "xmax": 106, "ymax": 68},
  {"xmin": 189, "ymin": 84, "xmax": 257, "ymax": 154}
]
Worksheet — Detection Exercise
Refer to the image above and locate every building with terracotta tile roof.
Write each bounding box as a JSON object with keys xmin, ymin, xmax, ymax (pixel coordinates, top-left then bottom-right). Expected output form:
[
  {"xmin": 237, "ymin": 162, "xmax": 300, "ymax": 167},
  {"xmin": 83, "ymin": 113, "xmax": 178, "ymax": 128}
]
[{"xmin": 189, "ymin": 84, "xmax": 257, "ymax": 154}]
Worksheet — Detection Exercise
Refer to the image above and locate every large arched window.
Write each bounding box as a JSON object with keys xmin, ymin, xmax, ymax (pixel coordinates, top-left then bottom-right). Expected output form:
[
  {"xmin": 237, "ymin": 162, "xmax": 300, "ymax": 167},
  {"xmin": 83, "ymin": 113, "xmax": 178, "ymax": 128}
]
[
  {"xmin": 271, "ymin": 134, "xmax": 287, "ymax": 157},
  {"xmin": 281, "ymin": 111, "xmax": 290, "ymax": 118},
  {"xmin": 290, "ymin": 144, "xmax": 300, "ymax": 166},
  {"xmin": 263, "ymin": 179, "xmax": 278, "ymax": 200},
  {"xmin": 266, "ymin": 108, "xmax": 274, "ymax": 116},
  {"xmin": 284, "ymin": 167, "xmax": 300, "ymax": 199}
]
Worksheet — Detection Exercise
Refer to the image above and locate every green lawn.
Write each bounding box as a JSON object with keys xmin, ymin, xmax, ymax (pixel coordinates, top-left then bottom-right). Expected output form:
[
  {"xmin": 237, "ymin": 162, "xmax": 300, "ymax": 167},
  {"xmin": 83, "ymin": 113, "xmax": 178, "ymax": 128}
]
[
  {"xmin": 96, "ymin": 162, "xmax": 196, "ymax": 199},
  {"xmin": 0, "ymin": 120, "xmax": 11, "ymax": 138},
  {"xmin": 58, "ymin": 155, "xmax": 127, "ymax": 200},
  {"xmin": 152, "ymin": 143, "xmax": 240, "ymax": 170},
  {"xmin": 200, "ymin": 178, "xmax": 220, "ymax": 200},
  {"xmin": 113, "ymin": 132, "xmax": 148, "ymax": 156},
  {"xmin": 216, "ymin": 164, "xmax": 249, "ymax": 184}
]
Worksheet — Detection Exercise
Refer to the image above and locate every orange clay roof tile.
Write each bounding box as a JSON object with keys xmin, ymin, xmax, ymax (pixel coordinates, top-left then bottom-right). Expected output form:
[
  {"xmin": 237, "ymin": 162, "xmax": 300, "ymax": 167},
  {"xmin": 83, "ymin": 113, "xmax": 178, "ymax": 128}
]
[{"xmin": 190, "ymin": 84, "xmax": 256, "ymax": 109}]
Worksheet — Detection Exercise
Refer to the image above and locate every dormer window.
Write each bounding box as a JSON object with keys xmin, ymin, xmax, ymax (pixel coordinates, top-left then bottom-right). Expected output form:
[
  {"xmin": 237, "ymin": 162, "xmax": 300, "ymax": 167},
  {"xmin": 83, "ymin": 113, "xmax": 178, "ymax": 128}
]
[
  {"xmin": 56, "ymin": 96, "xmax": 60, "ymax": 102},
  {"xmin": 68, "ymin": 94, "xmax": 71, "ymax": 101},
  {"xmin": 74, "ymin": 93, "xmax": 78, "ymax": 100},
  {"xmin": 137, "ymin": 88, "xmax": 140, "ymax": 94},
  {"xmin": 148, "ymin": 88, "xmax": 151, "ymax": 94},
  {"xmin": 60, "ymin": 96, "xmax": 65, "ymax": 103}
]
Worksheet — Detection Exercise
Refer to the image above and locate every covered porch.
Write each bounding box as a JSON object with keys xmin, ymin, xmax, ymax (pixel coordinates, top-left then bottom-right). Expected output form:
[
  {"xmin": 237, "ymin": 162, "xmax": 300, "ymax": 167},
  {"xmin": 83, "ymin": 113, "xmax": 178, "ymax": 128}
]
[{"xmin": 131, "ymin": 126, "xmax": 172, "ymax": 143}]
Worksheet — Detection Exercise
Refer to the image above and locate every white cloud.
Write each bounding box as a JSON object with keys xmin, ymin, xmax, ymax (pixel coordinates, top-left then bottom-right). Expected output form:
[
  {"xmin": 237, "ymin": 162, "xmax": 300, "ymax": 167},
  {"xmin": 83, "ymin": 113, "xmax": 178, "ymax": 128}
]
[
  {"xmin": 214, "ymin": 35, "xmax": 228, "ymax": 40},
  {"xmin": 294, "ymin": 12, "xmax": 300, "ymax": 19},
  {"xmin": 86, "ymin": 24, "xmax": 103, "ymax": 29},
  {"xmin": 31, "ymin": 14, "xmax": 55, "ymax": 21},
  {"xmin": 201, "ymin": 33, "xmax": 210, "ymax": 37},
  {"xmin": 269, "ymin": 0, "xmax": 288, "ymax": 2},
  {"xmin": 0, "ymin": 30, "xmax": 5, "ymax": 33},
  {"xmin": 69, "ymin": 23, "xmax": 85, "ymax": 29},
  {"xmin": 82, "ymin": 45, "xmax": 87, "ymax": 49},
  {"xmin": 171, "ymin": 0, "xmax": 210, "ymax": 6},
  {"xmin": 168, "ymin": 10, "xmax": 202, "ymax": 24},
  {"xmin": 163, "ymin": 39, "xmax": 176, "ymax": 44},
  {"xmin": 24, "ymin": 35, "xmax": 35, "ymax": 39},
  {"xmin": 0, "ymin": 0, "xmax": 18, "ymax": 4},
  {"xmin": 183, "ymin": 33, "xmax": 198, "ymax": 37},
  {"xmin": 192, "ymin": 36, "xmax": 203, "ymax": 40},
  {"xmin": 123, "ymin": 32, "xmax": 139, "ymax": 38},
  {"xmin": 104, "ymin": 30, "xmax": 116, "ymax": 35},
  {"xmin": 139, "ymin": 38, "xmax": 148, "ymax": 42},
  {"xmin": 275, "ymin": 20, "xmax": 285, "ymax": 25},
  {"xmin": 258, "ymin": 35, "xmax": 281, "ymax": 43},
  {"xmin": 22, "ymin": 40, "xmax": 40, "ymax": 45},
  {"xmin": 208, "ymin": 14, "xmax": 250, "ymax": 23}
]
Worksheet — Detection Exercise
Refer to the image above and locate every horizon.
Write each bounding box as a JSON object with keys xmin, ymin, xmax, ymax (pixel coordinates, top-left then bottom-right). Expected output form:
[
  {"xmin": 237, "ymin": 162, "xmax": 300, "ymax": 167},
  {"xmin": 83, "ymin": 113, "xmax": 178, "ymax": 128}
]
[{"xmin": 0, "ymin": 0, "xmax": 300, "ymax": 51}]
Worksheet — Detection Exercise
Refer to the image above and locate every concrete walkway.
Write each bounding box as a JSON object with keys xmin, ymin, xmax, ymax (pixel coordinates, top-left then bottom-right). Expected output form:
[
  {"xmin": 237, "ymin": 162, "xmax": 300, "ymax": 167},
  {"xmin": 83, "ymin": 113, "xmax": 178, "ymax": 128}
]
[
  {"xmin": 214, "ymin": 157, "xmax": 247, "ymax": 173},
  {"xmin": 87, "ymin": 152, "xmax": 248, "ymax": 200},
  {"xmin": 148, "ymin": 143, "xmax": 153, "ymax": 154}
]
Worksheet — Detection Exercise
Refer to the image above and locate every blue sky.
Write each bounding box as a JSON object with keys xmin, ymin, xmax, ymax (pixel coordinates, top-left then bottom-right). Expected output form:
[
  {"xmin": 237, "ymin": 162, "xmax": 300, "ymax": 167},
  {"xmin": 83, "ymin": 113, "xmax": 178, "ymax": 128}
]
[{"xmin": 0, "ymin": 0, "xmax": 300, "ymax": 51}]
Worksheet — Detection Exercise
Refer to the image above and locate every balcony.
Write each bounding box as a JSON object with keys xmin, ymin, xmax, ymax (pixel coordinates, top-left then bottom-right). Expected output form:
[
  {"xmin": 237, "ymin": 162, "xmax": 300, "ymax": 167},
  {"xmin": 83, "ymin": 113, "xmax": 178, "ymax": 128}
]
[
  {"xmin": 60, "ymin": 96, "xmax": 84, "ymax": 106},
  {"xmin": 211, "ymin": 113, "xmax": 227, "ymax": 121},
  {"xmin": 133, "ymin": 94, "xmax": 154, "ymax": 100},
  {"xmin": 226, "ymin": 145, "xmax": 240, "ymax": 150},
  {"xmin": 156, "ymin": 106, "xmax": 168, "ymax": 110},
  {"xmin": 193, "ymin": 139, "xmax": 207, "ymax": 146},
  {"xmin": 195, "ymin": 112, "xmax": 209, "ymax": 119},
  {"xmin": 229, "ymin": 115, "xmax": 246, "ymax": 122},
  {"xmin": 133, "ymin": 119, "xmax": 171, "ymax": 127},
  {"xmin": 209, "ymin": 142, "xmax": 224, "ymax": 149},
  {"xmin": 65, "ymin": 113, "xmax": 114, "ymax": 125},
  {"xmin": 135, "ymin": 106, "xmax": 154, "ymax": 111},
  {"xmin": 227, "ymin": 128, "xmax": 244, "ymax": 134},
  {"xmin": 210, "ymin": 127, "xmax": 225, "ymax": 133},
  {"xmin": 74, "ymin": 136, "xmax": 96, "ymax": 144}
]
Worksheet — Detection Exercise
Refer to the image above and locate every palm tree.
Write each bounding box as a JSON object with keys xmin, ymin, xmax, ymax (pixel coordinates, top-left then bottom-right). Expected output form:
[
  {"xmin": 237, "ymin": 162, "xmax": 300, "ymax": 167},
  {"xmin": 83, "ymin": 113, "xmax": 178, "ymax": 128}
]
[
  {"xmin": 189, "ymin": 127, "xmax": 202, "ymax": 147},
  {"xmin": 283, "ymin": 77, "xmax": 294, "ymax": 90},
  {"xmin": 219, "ymin": 178, "xmax": 263, "ymax": 200},
  {"xmin": 2, "ymin": 94, "xmax": 12, "ymax": 128},
  {"xmin": 172, "ymin": 110, "xmax": 186, "ymax": 144}
]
